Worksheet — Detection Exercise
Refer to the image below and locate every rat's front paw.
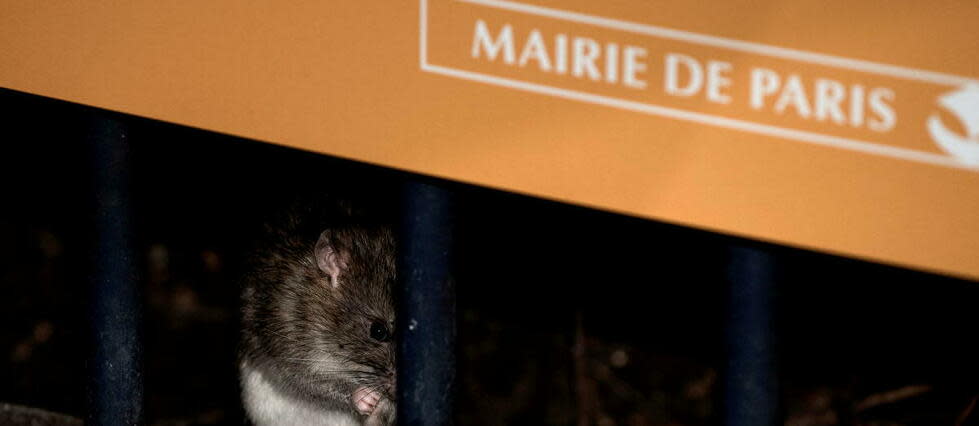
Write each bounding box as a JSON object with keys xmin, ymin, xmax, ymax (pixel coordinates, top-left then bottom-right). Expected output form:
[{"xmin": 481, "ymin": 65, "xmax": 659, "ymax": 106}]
[
  {"xmin": 364, "ymin": 397, "xmax": 395, "ymax": 426},
  {"xmin": 352, "ymin": 386, "xmax": 381, "ymax": 415}
]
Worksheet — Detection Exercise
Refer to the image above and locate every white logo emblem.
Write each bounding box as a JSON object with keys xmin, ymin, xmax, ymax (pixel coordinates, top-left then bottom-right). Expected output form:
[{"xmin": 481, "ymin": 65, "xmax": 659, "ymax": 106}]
[{"xmin": 928, "ymin": 84, "xmax": 979, "ymax": 165}]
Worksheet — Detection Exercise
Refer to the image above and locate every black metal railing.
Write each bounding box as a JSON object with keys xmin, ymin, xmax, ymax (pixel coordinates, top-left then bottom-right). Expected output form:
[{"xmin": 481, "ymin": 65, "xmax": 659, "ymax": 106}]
[
  {"xmin": 87, "ymin": 114, "xmax": 143, "ymax": 425},
  {"xmin": 82, "ymin": 113, "xmax": 779, "ymax": 426}
]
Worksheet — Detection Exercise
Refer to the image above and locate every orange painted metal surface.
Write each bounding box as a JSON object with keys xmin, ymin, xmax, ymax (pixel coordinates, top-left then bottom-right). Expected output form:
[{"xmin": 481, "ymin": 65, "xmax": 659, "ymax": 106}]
[{"xmin": 1, "ymin": 0, "xmax": 977, "ymax": 279}]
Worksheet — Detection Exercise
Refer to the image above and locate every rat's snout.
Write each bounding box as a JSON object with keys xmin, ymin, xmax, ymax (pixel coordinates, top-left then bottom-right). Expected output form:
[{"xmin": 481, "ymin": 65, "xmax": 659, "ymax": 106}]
[{"xmin": 383, "ymin": 370, "xmax": 396, "ymax": 400}]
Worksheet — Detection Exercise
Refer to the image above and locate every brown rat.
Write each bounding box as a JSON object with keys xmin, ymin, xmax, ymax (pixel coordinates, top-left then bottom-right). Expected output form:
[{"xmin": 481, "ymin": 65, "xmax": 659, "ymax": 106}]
[{"xmin": 239, "ymin": 202, "xmax": 397, "ymax": 426}]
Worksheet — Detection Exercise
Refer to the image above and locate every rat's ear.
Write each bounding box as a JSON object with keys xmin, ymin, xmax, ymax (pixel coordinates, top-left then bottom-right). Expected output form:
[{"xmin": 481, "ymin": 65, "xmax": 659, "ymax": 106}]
[{"xmin": 315, "ymin": 230, "xmax": 348, "ymax": 288}]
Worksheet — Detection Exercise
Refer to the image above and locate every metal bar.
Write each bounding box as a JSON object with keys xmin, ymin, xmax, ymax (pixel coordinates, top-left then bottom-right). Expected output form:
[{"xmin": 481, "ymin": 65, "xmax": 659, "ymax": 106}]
[
  {"xmin": 724, "ymin": 244, "xmax": 778, "ymax": 426},
  {"xmin": 396, "ymin": 181, "xmax": 456, "ymax": 426},
  {"xmin": 87, "ymin": 113, "xmax": 143, "ymax": 425}
]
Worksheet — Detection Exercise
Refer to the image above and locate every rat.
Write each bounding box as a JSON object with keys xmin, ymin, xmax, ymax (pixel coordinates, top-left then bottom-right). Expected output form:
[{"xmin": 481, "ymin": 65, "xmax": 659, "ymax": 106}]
[{"xmin": 238, "ymin": 202, "xmax": 397, "ymax": 426}]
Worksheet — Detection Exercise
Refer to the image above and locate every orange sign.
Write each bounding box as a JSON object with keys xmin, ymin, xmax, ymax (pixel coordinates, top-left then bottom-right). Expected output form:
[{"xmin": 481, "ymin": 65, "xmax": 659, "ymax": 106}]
[{"xmin": 1, "ymin": 0, "xmax": 978, "ymax": 280}]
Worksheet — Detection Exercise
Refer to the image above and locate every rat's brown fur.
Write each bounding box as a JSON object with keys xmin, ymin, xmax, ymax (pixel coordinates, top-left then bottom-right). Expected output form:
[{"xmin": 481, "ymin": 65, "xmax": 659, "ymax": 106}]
[{"xmin": 239, "ymin": 200, "xmax": 396, "ymax": 425}]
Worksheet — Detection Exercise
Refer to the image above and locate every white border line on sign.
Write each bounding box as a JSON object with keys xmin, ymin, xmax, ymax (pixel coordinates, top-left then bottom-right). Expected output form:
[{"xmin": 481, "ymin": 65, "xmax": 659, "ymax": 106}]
[
  {"xmin": 457, "ymin": 0, "xmax": 978, "ymax": 87},
  {"xmin": 418, "ymin": 0, "xmax": 979, "ymax": 171}
]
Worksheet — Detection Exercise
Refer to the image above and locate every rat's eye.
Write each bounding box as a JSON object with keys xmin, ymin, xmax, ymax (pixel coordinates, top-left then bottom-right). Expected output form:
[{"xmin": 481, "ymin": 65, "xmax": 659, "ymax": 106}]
[{"xmin": 369, "ymin": 321, "xmax": 391, "ymax": 342}]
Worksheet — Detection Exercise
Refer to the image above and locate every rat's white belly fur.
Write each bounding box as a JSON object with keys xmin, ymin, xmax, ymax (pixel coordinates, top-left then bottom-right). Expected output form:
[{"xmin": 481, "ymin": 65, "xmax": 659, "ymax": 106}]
[{"xmin": 241, "ymin": 362, "xmax": 360, "ymax": 426}]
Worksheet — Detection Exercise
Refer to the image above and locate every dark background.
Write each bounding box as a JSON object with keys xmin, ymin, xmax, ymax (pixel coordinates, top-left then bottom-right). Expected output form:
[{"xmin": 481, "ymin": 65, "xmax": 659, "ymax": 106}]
[{"xmin": 1, "ymin": 88, "xmax": 977, "ymax": 425}]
